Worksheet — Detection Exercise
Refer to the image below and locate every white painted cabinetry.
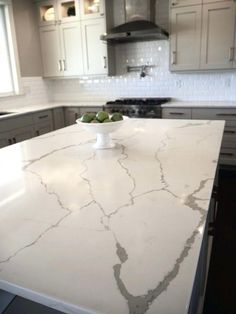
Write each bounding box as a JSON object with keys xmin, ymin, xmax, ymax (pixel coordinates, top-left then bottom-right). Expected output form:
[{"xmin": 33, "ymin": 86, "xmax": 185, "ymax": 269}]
[
  {"xmin": 170, "ymin": 0, "xmax": 202, "ymax": 8},
  {"xmin": 200, "ymin": 1, "xmax": 236, "ymax": 70},
  {"xmin": 81, "ymin": 18, "xmax": 107, "ymax": 75},
  {"xmin": 37, "ymin": 0, "xmax": 108, "ymax": 77},
  {"xmin": 170, "ymin": 5, "xmax": 202, "ymax": 71},
  {"xmin": 170, "ymin": 0, "xmax": 236, "ymax": 71}
]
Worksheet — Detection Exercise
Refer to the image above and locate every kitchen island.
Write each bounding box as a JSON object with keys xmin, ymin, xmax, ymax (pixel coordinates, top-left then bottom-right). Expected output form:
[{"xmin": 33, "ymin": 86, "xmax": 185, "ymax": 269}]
[{"xmin": 0, "ymin": 118, "xmax": 224, "ymax": 314}]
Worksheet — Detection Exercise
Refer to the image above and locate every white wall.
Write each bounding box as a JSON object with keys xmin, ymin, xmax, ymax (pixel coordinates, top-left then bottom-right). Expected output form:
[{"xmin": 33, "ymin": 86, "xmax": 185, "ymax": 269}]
[{"xmin": 49, "ymin": 40, "xmax": 236, "ymax": 102}]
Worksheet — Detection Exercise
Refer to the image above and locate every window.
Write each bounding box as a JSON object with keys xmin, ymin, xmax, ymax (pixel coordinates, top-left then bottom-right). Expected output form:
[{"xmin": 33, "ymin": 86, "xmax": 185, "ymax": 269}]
[{"xmin": 0, "ymin": 1, "xmax": 20, "ymax": 96}]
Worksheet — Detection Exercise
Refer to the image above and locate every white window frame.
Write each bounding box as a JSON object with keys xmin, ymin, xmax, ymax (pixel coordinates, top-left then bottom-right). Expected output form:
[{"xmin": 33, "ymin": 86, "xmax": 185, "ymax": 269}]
[{"xmin": 0, "ymin": 0, "xmax": 22, "ymax": 97}]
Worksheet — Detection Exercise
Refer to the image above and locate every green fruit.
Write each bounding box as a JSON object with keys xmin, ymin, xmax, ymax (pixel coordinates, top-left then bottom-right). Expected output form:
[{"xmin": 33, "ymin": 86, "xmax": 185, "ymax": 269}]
[
  {"xmin": 88, "ymin": 112, "xmax": 96, "ymax": 120},
  {"xmin": 96, "ymin": 111, "xmax": 109, "ymax": 122},
  {"xmin": 103, "ymin": 118, "xmax": 112, "ymax": 123},
  {"xmin": 111, "ymin": 112, "xmax": 123, "ymax": 122},
  {"xmin": 81, "ymin": 113, "xmax": 93, "ymax": 123}
]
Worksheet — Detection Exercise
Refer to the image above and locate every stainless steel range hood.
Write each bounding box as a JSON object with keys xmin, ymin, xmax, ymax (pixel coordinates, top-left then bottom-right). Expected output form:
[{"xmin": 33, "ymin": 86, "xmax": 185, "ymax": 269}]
[{"xmin": 101, "ymin": 0, "xmax": 169, "ymax": 43}]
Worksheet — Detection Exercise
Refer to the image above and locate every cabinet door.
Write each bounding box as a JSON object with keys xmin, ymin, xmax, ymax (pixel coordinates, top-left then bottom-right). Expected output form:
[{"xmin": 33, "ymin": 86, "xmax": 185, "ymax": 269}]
[
  {"xmin": 170, "ymin": 0, "xmax": 202, "ymax": 8},
  {"xmin": 80, "ymin": 0, "xmax": 105, "ymax": 19},
  {"xmin": 57, "ymin": 0, "xmax": 80, "ymax": 22},
  {"xmin": 200, "ymin": 1, "xmax": 236, "ymax": 70},
  {"xmin": 81, "ymin": 18, "xmax": 107, "ymax": 75},
  {"xmin": 35, "ymin": 122, "xmax": 53, "ymax": 136},
  {"xmin": 65, "ymin": 107, "xmax": 80, "ymax": 126},
  {"xmin": 36, "ymin": 0, "xmax": 58, "ymax": 27},
  {"xmin": 170, "ymin": 5, "xmax": 202, "ymax": 71},
  {"xmin": 12, "ymin": 126, "xmax": 35, "ymax": 144},
  {"xmin": 53, "ymin": 108, "xmax": 65, "ymax": 129},
  {"xmin": 0, "ymin": 132, "xmax": 11, "ymax": 148},
  {"xmin": 40, "ymin": 25, "xmax": 63, "ymax": 77},
  {"xmin": 60, "ymin": 22, "xmax": 84, "ymax": 76}
]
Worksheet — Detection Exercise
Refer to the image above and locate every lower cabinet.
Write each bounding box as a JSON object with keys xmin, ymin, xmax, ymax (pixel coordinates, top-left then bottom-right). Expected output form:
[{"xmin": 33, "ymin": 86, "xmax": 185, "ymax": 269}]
[
  {"xmin": 0, "ymin": 132, "xmax": 11, "ymax": 148},
  {"xmin": 65, "ymin": 107, "xmax": 80, "ymax": 126},
  {"xmin": 53, "ymin": 108, "xmax": 65, "ymax": 130},
  {"xmin": 12, "ymin": 126, "xmax": 35, "ymax": 143}
]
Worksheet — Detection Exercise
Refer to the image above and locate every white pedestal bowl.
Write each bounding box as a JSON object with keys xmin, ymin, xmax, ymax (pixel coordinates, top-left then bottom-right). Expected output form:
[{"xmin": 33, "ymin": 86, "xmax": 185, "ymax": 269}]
[{"xmin": 76, "ymin": 116, "xmax": 129, "ymax": 149}]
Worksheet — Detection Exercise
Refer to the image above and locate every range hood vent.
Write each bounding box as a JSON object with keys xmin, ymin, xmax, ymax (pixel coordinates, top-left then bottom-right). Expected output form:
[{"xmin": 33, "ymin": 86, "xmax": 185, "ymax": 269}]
[{"xmin": 101, "ymin": 0, "xmax": 169, "ymax": 43}]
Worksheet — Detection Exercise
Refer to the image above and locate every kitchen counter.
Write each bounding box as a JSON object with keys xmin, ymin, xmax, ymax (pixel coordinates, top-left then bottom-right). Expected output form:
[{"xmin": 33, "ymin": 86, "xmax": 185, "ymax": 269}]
[
  {"xmin": 162, "ymin": 101, "xmax": 236, "ymax": 108},
  {"xmin": 0, "ymin": 119, "xmax": 224, "ymax": 314},
  {"xmin": 0, "ymin": 101, "xmax": 105, "ymax": 120}
]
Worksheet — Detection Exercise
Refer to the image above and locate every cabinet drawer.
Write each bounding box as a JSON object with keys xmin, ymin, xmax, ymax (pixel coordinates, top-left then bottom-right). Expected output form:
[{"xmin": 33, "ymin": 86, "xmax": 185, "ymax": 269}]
[
  {"xmin": 33, "ymin": 110, "xmax": 52, "ymax": 124},
  {"xmin": 170, "ymin": 0, "xmax": 202, "ymax": 8},
  {"xmin": 192, "ymin": 108, "xmax": 236, "ymax": 121},
  {"xmin": 219, "ymin": 148, "xmax": 236, "ymax": 166},
  {"xmin": 0, "ymin": 114, "xmax": 33, "ymax": 132},
  {"xmin": 222, "ymin": 127, "xmax": 236, "ymax": 148},
  {"xmin": 162, "ymin": 108, "xmax": 191, "ymax": 119}
]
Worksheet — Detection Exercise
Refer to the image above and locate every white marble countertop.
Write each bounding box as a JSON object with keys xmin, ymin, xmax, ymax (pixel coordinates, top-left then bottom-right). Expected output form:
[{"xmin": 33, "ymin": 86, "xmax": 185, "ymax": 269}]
[
  {"xmin": 162, "ymin": 101, "xmax": 236, "ymax": 108},
  {"xmin": 0, "ymin": 119, "xmax": 224, "ymax": 314}
]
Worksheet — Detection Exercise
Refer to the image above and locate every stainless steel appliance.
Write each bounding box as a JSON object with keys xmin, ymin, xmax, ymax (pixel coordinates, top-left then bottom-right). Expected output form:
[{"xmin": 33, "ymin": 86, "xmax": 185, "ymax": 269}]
[{"xmin": 104, "ymin": 98, "xmax": 171, "ymax": 118}]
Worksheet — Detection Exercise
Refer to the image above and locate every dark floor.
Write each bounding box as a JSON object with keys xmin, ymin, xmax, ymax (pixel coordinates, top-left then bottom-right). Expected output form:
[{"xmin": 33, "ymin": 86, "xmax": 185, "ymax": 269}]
[{"xmin": 203, "ymin": 167, "xmax": 236, "ymax": 314}]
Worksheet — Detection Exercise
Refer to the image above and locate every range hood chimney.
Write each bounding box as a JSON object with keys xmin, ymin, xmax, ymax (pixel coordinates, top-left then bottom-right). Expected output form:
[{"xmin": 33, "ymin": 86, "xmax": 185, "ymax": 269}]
[{"xmin": 101, "ymin": 0, "xmax": 168, "ymax": 43}]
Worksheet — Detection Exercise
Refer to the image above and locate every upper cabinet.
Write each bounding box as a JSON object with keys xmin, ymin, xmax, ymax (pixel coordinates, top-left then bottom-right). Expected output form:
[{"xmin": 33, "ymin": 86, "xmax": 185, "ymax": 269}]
[
  {"xmin": 170, "ymin": 0, "xmax": 202, "ymax": 8},
  {"xmin": 170, "ymin": 5, "xmax": 202, "ymax": 70},
  {"xmin": 80, "ymin": 0, "xmax": 105, "ymax": 19},
  {"xmin": 170, "ymin": 0, "xmax": 236, "ymax": 71},
  {"xmin": 36, "ymin": 0, "xmax": 109, "ymax": 78}
]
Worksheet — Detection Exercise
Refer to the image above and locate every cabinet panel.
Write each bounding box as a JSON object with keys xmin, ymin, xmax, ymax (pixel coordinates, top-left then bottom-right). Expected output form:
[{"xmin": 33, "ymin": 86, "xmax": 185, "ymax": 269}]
[
  {"xmin": 35, "ymin": 122, "xmax": 54, "ymax": 136},
  {"xmin": 162, "ymin": 108, "xmax": 192, "ymax": 119},
  {"xmin": 170, "ymin": 5, "xmax": 202, "ymax": 71},
  {"xmin": 65, "ymin": 107, "xmax": 80, "ymax": 126},
  {"xmin": 200, "ymin": 1, "xmax": 235, "ymax": 69},
  {"xmin": 33, "ymin": 110, "xmax": 53, "ymax": 124},
  {"xmin": 79, "ymin": 106, "xmax": 102, "ymax": 115},
  {"xmin": 12, "ymin": 126, "xmax": 35, "ymax": 144},
  {"xmin": 58, "ymin": 0, "xmax": 80, "ymax": 22},
  {"xmin": 40, "ymin": 25, "xmax": 63, "ymax": 77},
  {"xmin": 80, "ymin": 0, "xmax": 105, "ymax": 19},
  {"xmin": 170, "ymin": 0, "xmax": 202, "ymax": 8},
  {"xmin": 60, "ymin": 22, "xmax": 84, "ymax": 76},
  {"xmin": 0, "ymin": 132, "xmax": 11, "ymax": 148},
  {"xmin": 81, "ymin": 18, "xmax": 107, "ymax": 75},
  {"xmin": 219, "ymin": 148, "xmax": 236, "ymax": 166},
  {"xmin": 53, "ymin": 108, "xmax": 65, "ymax": 129}
]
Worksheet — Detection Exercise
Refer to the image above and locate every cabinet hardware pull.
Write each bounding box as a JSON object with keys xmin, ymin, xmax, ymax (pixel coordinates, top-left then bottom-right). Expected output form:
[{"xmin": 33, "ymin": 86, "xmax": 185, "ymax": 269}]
[
  {"xmin": 103, "ymin": 56, "xmax": 107, "ymax": 69},
  {"xmin": 63, "ymin": 59, "xmax": 67, "ymax": 71},
  {"xmin": 39, "ymin": 115, "xmax": 48, "ymax": 119},
  {"xmin": 171, "ymin": 51, "xmax": 177, "ymax": 65},
  {"xmin": 229, "ymin": 47, "xmax": 234, "ymax": 62},
  {"xmin": 58, "ymin": 60, "xmax": 62, "ymax": 72},
  {"xmin": 220, "ymin": 152, "xmax": 234, "ymax": 157},
  {"xmin": 8, "ymin": 139, "xmax": 12, "ymax": 145},
  {"xmin": 171, "ymin": 0, "xmax": 178, "ymax": 5},
  {"xmin": 224, "ymin": 130, "xmax": 236, "ymax": 134},
  {"xmin": 216, "ymin": 113, "xmax": 236, "ymax": 116},
  {"xmin": 13, "ymin": 137, "xmax": 16, "ymax": 144},
  {"xmin": 36, "ymin": 130, "xmax": 40, "ymax": 136},
  {"xmin": 169, "ymin": 112, "xmax": 184, "ymax": 115}
]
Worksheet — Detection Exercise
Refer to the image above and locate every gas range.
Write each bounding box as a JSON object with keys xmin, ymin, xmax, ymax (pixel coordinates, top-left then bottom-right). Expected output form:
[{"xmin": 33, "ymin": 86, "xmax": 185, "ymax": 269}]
[{"xmin": 104, "ymin": 98, "xmax": 171, "ymax": 118}]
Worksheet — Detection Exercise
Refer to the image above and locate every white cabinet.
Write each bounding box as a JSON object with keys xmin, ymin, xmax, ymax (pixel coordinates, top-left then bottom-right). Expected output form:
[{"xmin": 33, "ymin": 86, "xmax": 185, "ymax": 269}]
[
  {"xmin": 53, "ymin": 108, "xmax": 65, "ymax": 129},
  {"xmin": 81, "ymin": 18, "xmax": 107, "ymax": 75},
  {"xmin": 170, "ymin": 5, "xmax": 202, "ymax": 71},
  {"xmin": 200, "ymin": 1, "xmax": 236, "ymax": 70},
  {"xmin": 170, "ymin": 0, "xmax": 236, "ymax": 71},
  {"xmin": 170, "ymin": 0, "xmax": 202, "ymax": 8},
  {"xmin": 80, "ymin": 0, "xmax": 105, "ymax": 20},
  {"xmin": 60, "ymin": 22, "xmax": 84, "ymax": 76},
  {"xmin": 40, "ymin": 25, "xmax": 62, "ymax": 77}
]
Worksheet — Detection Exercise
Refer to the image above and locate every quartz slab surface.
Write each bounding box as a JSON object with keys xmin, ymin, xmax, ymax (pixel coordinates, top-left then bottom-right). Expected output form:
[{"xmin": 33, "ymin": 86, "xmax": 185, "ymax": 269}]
[
  {"xmin": 0, "ymin": 119, "xmax": 224, "ymax": 314},
  {"xmin": 162, "ymin": 101, "xmax": 236, "ymax": 108}
]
